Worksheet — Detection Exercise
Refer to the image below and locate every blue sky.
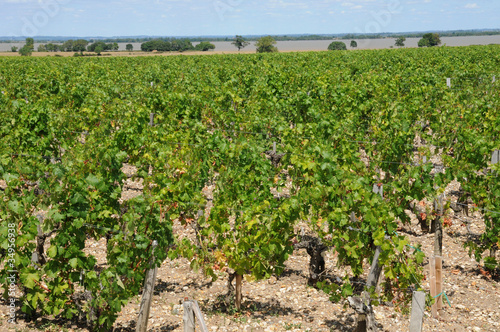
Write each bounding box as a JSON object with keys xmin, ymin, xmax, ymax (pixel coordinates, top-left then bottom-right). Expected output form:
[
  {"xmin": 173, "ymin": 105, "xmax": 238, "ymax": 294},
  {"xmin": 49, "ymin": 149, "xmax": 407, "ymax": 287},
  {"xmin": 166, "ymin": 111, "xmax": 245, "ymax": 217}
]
[{"xmin": 1, "ymin": 0, "xmax": 498, "ymax": 37}]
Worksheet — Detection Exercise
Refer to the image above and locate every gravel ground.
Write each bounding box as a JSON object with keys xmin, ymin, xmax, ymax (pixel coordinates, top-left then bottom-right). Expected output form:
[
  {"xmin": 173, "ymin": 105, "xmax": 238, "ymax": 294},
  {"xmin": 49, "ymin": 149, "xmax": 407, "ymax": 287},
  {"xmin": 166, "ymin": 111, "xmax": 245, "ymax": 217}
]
[{"xmin": 1, "ymin": 165, "xmax": 499, "ymax": 332}]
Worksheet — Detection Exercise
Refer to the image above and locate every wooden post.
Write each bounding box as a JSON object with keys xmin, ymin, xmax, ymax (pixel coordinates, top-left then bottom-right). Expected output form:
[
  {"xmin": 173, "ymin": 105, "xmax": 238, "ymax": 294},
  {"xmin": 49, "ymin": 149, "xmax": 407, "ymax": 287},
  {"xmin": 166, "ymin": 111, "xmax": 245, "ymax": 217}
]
[
  {"xmin": 446, "ymin": 78, "xmax": 451, "ymax": 88},
  {"xmin": 435, "ymin": 256, "xmax": 443, "ymax": 313},
  {"xmin": 433, "ymin": 220, "xmax": 442, "ymax": 256},
  {"xmin": 192, "ymin": 300, "xmax": 209, "ymax": 332},
  {"xmin": 183, "ymin": 301, "xmax": 195, "ymax": 332},
  {"xmin": 347, "ymin": 297, "xmax": 366, "ymax": 332},
  {"xmin": 136, "ymin": 240, "xmax": 158, "ymax": 332},
  {"xmin": 356, "ymin": 309, "xmax": 367, "ymax": 332},
  {"xmin": 409, "ymin": 291, "xmax": 426, "ymax": 332},
  {"xmin": 273, "ymin": 142, "xmax": 276, "ymax": 153},
  {"xmin": 366, "ymin": 246, "xmax": 383, "ymax": 290},
  {"xmin": 364, "ymin": 245, "xmax": 383, "ymax": 332},
  {"xmin": 492, "ymin": 150, "xmax": 500, "ymax": 165},
  {"xmin": 433, "ymin": 195, "xmax": 443, "ymax": 256},
  {"xmin": 348, "ymin": 246, "xmax": 383, "ymax": 332},
  {"xmin": 493, "ymin": 75, "xmax": 496, "ymax": 83},
  {"xmin": 235, "ymin": 273, "xmax": 243, "ymax": 311},
  {"xmin": 32, "ymin": 222, "xmax": 43, "ymax": 265},
  {"xmin": 429, "ymin": 257, "xmax": 437, "ymax": 318},
  {"xmin": 149, "ymin": 113, "xmax": 155, "ymax": 127}
]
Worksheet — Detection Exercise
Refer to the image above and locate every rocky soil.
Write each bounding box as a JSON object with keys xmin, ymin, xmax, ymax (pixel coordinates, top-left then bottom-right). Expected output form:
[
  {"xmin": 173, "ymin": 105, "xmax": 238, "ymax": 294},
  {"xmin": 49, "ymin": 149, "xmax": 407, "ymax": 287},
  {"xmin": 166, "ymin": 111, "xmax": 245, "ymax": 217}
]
[{"xmin": 1, "ymin": 165, "xmax": 499, "ymax": 332}]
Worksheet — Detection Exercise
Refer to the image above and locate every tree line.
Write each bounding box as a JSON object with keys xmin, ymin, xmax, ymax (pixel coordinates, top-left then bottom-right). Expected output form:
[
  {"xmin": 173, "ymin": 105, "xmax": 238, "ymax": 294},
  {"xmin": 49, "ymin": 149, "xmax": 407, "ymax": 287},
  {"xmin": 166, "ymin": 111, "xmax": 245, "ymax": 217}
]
[
  {"xmin": 327, "ymin": 33, "xmax": 441, "ymax": 51},
  {"xmin": 140, "ymin": 39, "xmax": 215, "ymax": 52},
  {"xmin": 14, "ymin": 33, "xmax": 444, "ymax": 57},
  {"xmin": 13, "ymin": 38, "xmax": 131, "ymax": 55},
  {"xmin": 7, "ymin": 29, "xmax": 491, "ymax": 44},
  {"xmin": 13, "ymin": 37, "xmax": 218, "ymax": 55}
]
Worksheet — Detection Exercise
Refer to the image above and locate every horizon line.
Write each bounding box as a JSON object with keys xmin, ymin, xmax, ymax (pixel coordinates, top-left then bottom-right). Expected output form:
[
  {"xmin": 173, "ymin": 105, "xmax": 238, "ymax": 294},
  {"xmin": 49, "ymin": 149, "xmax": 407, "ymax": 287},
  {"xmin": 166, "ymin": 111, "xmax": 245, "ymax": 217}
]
[{"xmin": 1, "ymin": 28, "xmax": 500, "ymax": 40}]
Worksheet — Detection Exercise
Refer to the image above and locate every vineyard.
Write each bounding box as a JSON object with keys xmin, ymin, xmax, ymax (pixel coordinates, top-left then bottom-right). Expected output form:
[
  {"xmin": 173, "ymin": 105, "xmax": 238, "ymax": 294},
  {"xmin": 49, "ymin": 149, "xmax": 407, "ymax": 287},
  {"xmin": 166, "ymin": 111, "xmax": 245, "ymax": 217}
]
[{"xmin": 0, "ymin": 46, "xmax": 499, "ymax": 331}]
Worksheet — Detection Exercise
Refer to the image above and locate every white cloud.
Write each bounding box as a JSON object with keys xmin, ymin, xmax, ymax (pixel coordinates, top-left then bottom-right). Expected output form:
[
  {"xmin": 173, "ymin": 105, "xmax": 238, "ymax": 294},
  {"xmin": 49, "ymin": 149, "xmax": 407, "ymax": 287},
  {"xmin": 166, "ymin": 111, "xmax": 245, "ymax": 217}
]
[{"xmin": 465, "ymin": 3, "xmax": 478, "ymax": 9}]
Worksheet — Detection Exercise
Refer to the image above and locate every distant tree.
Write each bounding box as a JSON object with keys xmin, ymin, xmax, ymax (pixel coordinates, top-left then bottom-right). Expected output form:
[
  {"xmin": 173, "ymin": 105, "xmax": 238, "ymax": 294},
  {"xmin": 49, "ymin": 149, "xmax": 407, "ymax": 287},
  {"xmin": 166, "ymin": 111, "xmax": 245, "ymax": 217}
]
[
  {"xmin": 141, "ymin": 40, "xmax": 170, "ymax": 52},
  {"xmin": 88, "ymin": 41, "xmax": 108, "ymax": 52},
  {"xmin": 111, "ymin": 42, "xmax": 119, "ymax": 51},
  {"xmin": 195, "ymin": 41, "xmax": 215, "ymax": 51},
  {"xmin": 126, "ymin": 44, "xmax": 133, "ymax": 51},
  {"xmin": 11, "ymin": 46, "xmax": 18, "ymax": 52},
  {"xmin": 232, "ymin": 35, "xmax": 250, "ymax": 51},
  {"xmin": 19, "ymin": 45, "xmax": 32, "ymax": 56},
  {"xmin": 426, "ymin": 33, "xmax": 441, "ymax": 46},
  {"xmin": 170, "ymin": 40, "xmax": 181, "ymax": 52},
  {"xmin": 62, "ymin": 40, "xmax": 74, "ymax": 52},
  {"xmin": 179, "ymin": 39, "xmax": 195, "ymax": 52},
  {"xmin": 140, "ymin": 41, "xmax": 152, "ymax": 52},
  {"xmin": 328, "ymin": 41, "xmax": 347, "ymax": 51},
  {"xmin": 256, "ymin": 36, "xmax": 278, "ymax": 53},
  {"xmin": 73, "ymin": 39, "xmax": 89, "ymax": 53},
  {"xmin": 418, "ymin": 38, "xmax": 430, "ymax": 48},
  {"xmin": 140, "ymin": 39, "xmax": 195, "ymax": 52},
  {"xmin": 418, "ymin": 33, "xmax": 441, "ymax": 47},
  {"xmin": 37, "ymin": 44, "xmax": 46, "ymax": 52},
  {"xmin": 395, "ymin": 36, "xmax": 406, "ymax": 47},
  {"xmin": 45, "ymin": 43, "xmax": 59, "ymax": 52},
  {"xmin": 94, "ymin": 45, "xmax": 104, "ymax": 55},
  {"xmin": 171, "ymin": 39, "xmax": 194, "ymax": 52},
  {"xmin": 25, "ymin": 37, "xmax": 34, "ymax": 50},
  {"xmin": 350, "ymin": 40, "xmax": 357, "ymax": 48}
]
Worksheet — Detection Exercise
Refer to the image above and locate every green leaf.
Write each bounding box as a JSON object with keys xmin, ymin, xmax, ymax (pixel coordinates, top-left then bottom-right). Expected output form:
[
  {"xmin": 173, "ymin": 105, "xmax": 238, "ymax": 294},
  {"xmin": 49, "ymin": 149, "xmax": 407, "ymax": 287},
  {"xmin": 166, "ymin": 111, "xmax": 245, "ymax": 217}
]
[
  {"xmin": 8, "ymin": 200, "xmax": 23, "ymax": 214},
  {"xmin": 86, "ymin": 174, "xmax": 101, "ymax": 187},
  {"xmin": 3, "ymin": 173, "xmax": 19, "ymax": 183},
  {"xmin": 31, "ymin": 293, "xmax": 38, "ymax": 308},
  {"xmin": 69, "ymin": 258, "xmax": 78, "ymax": 269},
  {"xmin": 47, "ymin": 245, "xmax": 58, "ymax": 258},
  {"xmin": 22, "ymin": 272, "xmax": 39, "ymax": 289},
  {"xmin": 115, "ymin": 274, "xmax": 125, "ymax": 289},
  {"xmin": 341, "ymin": 283, "xmax": 353, "ymax": 297},
  {"xmin": 373, "ymin": 229, "xmax": 385, "ymax": 246}
]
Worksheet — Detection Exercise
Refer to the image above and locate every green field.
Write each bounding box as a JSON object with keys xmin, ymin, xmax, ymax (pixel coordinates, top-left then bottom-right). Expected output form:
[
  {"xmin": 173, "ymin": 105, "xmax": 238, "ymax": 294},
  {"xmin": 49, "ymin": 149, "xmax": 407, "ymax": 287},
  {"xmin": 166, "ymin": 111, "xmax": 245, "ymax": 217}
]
[{"xmin": 1, "ymin": 46, "xmax": 499, "ymax": 330}]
